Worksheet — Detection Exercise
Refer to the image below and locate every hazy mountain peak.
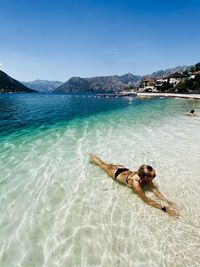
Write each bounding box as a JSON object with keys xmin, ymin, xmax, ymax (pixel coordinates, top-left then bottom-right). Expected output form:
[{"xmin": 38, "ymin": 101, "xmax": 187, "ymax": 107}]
[{"xmin": 22, "ymin": 80, "xmax": 63, "ymax": 92}]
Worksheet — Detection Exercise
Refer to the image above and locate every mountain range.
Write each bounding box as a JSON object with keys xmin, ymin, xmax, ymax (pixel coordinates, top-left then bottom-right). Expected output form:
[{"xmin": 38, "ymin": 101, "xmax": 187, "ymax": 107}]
[
  {"xmin": 54, "ymin": 65, "xmax": 192, "ymax": 93},
  {"xmin": 0, "ymin": 63, "xmax": 196, "ymax": 93},
  {"xmin": 144, "ymin": 65, "xmax": 190, "ymax": 79},
  {"xmin": 0, "ymin": 70, "xmax": 36, "ymax": 93}
]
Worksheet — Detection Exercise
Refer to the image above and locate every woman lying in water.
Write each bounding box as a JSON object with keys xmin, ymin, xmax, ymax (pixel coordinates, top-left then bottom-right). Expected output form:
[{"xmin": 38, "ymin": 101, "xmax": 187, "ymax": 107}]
[{"xmin": 89, "ymin": 154, "xmax": 179, "ymax": 217}]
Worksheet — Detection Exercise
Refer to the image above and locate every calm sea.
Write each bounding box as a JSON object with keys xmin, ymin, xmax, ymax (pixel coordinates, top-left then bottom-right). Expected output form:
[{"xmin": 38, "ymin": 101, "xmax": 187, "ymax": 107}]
[{"xmin": 0, "ymin": 93, "xmax": 200, "ymax": 267}]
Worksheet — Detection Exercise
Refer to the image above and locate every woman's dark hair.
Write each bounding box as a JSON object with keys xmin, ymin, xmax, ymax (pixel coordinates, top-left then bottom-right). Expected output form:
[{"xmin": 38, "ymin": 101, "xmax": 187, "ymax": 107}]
[
  {"xmin": 191, "ymin": 110, "xmax": 195, "ymax": 113},
  {"xmin": 138, "ymin": 165, "xmax": 154, "ymax": 179},
  {"xmin": 137, "ymin": 165, "xmax": 147, "ymax": 179},
  {"xmin": 146, "ymin": 165, "xmax": 153, "ymax": 171}
]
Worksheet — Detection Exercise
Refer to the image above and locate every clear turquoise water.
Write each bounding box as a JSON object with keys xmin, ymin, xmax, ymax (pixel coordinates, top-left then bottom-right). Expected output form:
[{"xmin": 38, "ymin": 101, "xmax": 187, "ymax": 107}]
[{"xmin": 0, "ymin": 94, "xmax": 200, "ymax": 267}]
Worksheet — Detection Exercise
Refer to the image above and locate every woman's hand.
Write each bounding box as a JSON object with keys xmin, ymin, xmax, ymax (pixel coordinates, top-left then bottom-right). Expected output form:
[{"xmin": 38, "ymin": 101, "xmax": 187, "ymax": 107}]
[{"xmin": 166, "ymin": 206, "xmax": 180, "ymax": 218}]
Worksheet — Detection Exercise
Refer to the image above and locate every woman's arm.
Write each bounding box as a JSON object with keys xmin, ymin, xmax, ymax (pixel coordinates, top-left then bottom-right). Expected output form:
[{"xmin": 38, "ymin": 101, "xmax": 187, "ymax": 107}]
[
  {"xmin": 132, "ymin": 182, "xmax": 179, "ymax": 217},
  {"xmin": 149, "ymin": 181, "xmax": 174, "ymax": 205},
  {"xmin": 134, "ymin": 185, "xmax": 164, "ymax": 210}
]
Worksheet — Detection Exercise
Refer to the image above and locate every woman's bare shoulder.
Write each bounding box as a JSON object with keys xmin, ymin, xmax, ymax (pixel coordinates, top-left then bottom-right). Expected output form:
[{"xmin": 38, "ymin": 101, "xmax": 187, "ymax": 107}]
[{"xmin": 130, "ymin": 171, "xmax": 139, "ymax": 179}]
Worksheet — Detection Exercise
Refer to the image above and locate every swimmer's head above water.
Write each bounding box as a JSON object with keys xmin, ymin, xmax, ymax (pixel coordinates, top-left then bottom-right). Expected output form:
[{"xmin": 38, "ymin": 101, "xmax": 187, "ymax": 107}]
[{"xmin": 188, "ymin": 109, "xmax": 197, "ymax": 116}]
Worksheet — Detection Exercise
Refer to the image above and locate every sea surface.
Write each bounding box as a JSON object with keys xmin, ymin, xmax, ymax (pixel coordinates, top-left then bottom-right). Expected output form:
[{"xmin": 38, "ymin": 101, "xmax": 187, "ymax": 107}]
[{"xmin": 0, "ymin": 93, "xmax": 200, "ymax": 267}]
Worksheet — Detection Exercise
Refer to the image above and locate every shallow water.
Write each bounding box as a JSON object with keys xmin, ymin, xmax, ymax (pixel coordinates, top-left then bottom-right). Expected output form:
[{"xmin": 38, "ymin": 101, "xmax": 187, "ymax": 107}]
[{"xmin": 0, "ymin": 94, "xmax": 200, "ymax": 267}]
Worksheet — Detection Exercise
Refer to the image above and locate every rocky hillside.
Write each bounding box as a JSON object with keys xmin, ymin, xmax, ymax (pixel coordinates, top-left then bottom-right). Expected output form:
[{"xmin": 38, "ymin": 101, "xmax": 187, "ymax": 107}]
[
  {"xmin": 120, "ymin": 73, "xmax": 141, "ymax": 86},
  {"xmin": 0, "ymin": 70, "xmax": 36, "ymax": 93},
  {"xmin": 22, "ymin": 80, "xmax": 63, "ymax": 93},
  {"xmin": 146, "ymin": 65, "xmax": 191, "ymax": 79}
]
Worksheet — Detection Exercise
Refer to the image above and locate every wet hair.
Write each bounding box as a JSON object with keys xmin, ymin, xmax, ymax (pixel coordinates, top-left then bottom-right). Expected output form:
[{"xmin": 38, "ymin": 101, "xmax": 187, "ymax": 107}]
[
  {"xmin": 137, "ymin": 164, "xmax": 155, "ymax": 179},
  {"xmin": 138, "ymin": 165, "xmax": 148, "ymax": 179},
  {"xmin": 191, "ymin": 110, "xmax": 195, "ymax": 114}
]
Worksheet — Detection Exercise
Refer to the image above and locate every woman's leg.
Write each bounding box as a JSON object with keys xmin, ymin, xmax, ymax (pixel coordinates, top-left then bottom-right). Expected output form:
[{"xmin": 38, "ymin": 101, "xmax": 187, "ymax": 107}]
[{"xmin": 89, "ymin": 154, "xmax": 118, "ymax": 179}]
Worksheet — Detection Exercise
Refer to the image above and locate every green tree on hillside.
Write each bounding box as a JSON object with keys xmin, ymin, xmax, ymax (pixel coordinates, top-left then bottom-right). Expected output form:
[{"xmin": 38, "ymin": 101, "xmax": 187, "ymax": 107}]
[
  {"xmin": 160, "ymin": 82, "xmax": 172, "ymax": 92},
  {"xmin": 193, "ymin": 74, "xmax": 200, "ymax": 90},
  {"xmin": 172, "ymin": 76, "xmax": 200, "ymax": 93},
  {"xmin": 190, "ymin": 62, "xmax": 200, "ymax": 73}
]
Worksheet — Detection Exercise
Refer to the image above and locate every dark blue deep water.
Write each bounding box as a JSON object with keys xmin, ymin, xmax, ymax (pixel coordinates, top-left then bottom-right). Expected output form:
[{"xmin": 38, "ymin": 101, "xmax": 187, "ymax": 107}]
[{"xmin": 0, "ymin": 93, "xmax": 131, "ymax": 136}]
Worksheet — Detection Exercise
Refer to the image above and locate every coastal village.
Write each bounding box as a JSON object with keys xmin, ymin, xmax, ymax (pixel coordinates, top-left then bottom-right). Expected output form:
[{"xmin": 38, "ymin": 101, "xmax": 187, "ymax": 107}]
[{"xmin": 138, "ymin": 67, "xmax": 200, "ymax": 93}]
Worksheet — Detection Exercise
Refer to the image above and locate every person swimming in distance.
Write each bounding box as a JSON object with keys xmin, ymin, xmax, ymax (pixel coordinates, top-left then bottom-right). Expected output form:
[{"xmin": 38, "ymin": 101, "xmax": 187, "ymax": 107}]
[
  {"xmin": 187, "ymin": 109, "xmax": 197, "ymax": 116},
  {"xmin": 89, "ymin": 154, "xmax": 179, "ymax": 217}
]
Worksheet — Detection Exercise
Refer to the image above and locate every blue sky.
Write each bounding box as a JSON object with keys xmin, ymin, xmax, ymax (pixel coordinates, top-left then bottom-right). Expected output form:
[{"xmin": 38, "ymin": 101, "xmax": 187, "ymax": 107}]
[{"xmin": 0, "ymin": 0, "xmax": 200, "ymax": 81}]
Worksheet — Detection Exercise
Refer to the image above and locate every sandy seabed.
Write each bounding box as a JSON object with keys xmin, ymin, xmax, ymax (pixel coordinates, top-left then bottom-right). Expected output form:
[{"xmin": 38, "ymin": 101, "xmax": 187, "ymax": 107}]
[{"xmin": 0, "ymin": 96, "xmax": 200, "ymax": 267}]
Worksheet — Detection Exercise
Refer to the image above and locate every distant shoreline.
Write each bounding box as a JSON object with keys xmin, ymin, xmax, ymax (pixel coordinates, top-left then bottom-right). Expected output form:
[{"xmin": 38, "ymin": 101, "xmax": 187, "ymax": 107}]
[{"xmin": 138, "ymin": 92, "xmax": 200, "ymax": 99}]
